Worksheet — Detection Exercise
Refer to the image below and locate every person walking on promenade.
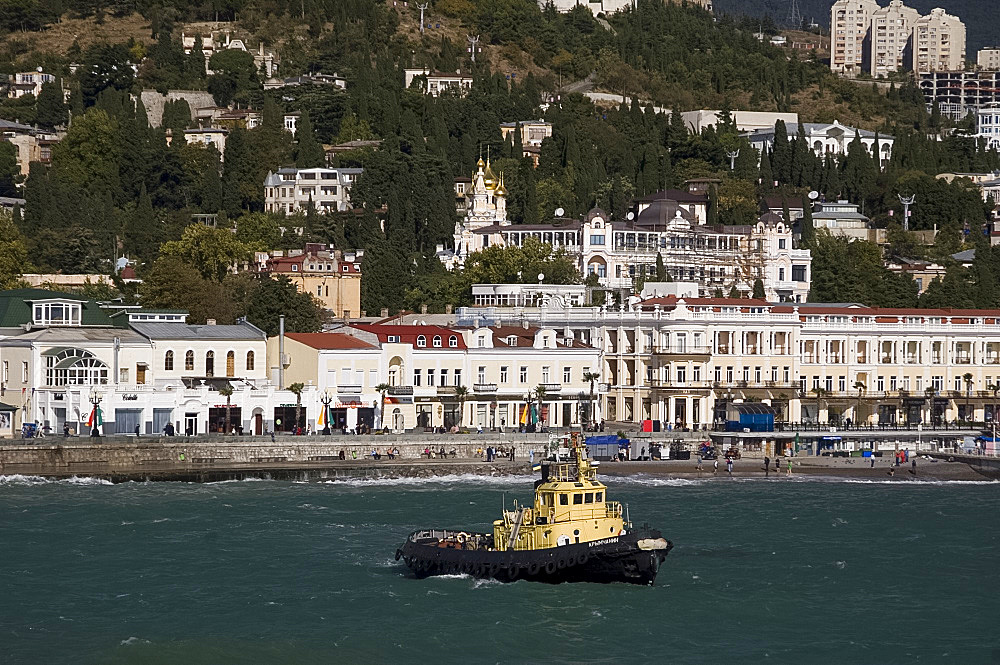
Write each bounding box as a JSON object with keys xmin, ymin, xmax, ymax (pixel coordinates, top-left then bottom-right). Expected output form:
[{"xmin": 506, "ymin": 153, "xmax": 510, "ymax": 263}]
[
  {"xmin": 713, "ymin": 458, "xmax": 718, "ymax": 475},
  {"xmin": 911, "ymin": 458, "xmax": 917, "ymax": 476},
  {"xmin": 696, "ymin": 453, "xmax": 704, "ymax": 472},
  {"xmin": 870, "ymin": 455, "xmax": 875, "ymax": 468},
  {"xmin": 726, "ymin": 456, "xmax": 734, "ymax": 477},
  {"xmin": 786, "ymin": 458, "xmax": 793, "ymax": 476},
  {"xmin": 764, "ymin": 456, "xmax": 770, "ymax": 477}
]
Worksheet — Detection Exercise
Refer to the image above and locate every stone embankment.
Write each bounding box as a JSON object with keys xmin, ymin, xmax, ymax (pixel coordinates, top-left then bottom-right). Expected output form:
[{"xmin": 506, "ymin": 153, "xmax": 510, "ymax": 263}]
[{"xmin": 0, "ymin": 434, "xmax": 550, "ymax": 482}]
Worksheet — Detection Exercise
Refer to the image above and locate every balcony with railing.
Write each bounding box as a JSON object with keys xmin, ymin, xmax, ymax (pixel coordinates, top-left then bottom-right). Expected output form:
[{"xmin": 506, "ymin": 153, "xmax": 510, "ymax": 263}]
[
  {"xmin": 388, "ymin": 385, "xmax": 413, "ymax": 396},
  {"xmin": 653, "ymin": 345, "xmax": 712, "ymax": 357},
  {"xmin": 336, "ymin": 384, "xmax": 362, "ymax": 394},
  {"xmin": 474, "ymin": 383, "xmax": 498, "ymax": 393},
  {"xmin": 437, "ymin": 386, "xmax": 458, "ymax": 395},
  {"xmin": 539, "ymin": 383, "xmax": 563, "ymax": 393}
]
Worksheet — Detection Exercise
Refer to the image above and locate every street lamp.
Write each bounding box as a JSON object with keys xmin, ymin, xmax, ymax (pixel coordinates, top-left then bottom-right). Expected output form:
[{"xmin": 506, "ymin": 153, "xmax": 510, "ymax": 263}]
[
  {"xmin": 88, "ymin": 388, "xmax": 102, "ymax": 437},
  {"xmin": 898, "ymin": 193, "xmax": 915, "ymax": 232},
  {"xmin": 320, "ymin": 389, "xmax": 333, "ymax": 436}
]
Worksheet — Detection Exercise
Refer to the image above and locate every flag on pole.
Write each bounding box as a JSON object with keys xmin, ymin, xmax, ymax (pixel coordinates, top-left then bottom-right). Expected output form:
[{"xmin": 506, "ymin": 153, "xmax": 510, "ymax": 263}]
[
  {"xmin": 317, "ymin": 404, "xmax": 326, "ymax": 427},
  {"xmin": 86, "ymin": 405, "xmax": 103, "ymax": 429},
  {"xmin": 519, "ymin": 404, "xmax": 528, "ymax": 425}
]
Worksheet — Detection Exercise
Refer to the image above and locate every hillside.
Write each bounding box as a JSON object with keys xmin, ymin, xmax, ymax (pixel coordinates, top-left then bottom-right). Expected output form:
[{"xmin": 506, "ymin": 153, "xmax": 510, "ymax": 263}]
[{"xmin": 712, "ymin": 0, "xmax": 996, "ymax": 53}]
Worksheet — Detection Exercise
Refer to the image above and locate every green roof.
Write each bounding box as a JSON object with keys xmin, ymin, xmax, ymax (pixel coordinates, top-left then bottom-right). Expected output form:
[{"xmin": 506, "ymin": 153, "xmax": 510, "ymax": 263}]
[{"xmin": 0, "ymin": 289, "xmax": 114, "ymax": 328}]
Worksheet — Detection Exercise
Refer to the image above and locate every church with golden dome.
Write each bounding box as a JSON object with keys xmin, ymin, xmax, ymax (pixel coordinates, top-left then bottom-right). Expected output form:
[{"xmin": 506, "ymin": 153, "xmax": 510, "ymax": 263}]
[{"xmin": 439, "ymin": 155, "xmax": 510, "ymax": 270}]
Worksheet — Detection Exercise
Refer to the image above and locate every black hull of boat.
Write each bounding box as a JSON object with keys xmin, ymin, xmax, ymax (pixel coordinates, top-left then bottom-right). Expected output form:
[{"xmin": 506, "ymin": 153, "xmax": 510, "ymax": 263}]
[{"xmin": 396, "ymin": 528, "xmax": 672, "ymax": 586}]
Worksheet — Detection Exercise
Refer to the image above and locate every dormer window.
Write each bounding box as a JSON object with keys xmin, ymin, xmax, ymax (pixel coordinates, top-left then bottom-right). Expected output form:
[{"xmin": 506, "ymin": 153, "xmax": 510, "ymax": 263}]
[
  {"xmin": 449, "ymin": 335, "xmax": 458, "ymax": 348},
  {"xmin": 32, "ymin": 301, "xmax": 82, "ymax": 326},
  {"xmin": 506, "ymin": 336, "xmax": 518, "ymax": 346},
  {"xmin": 291, "ymin": 265, "xmax": 299, "ymax": 272},
  {"xmin": 388, "ymin": 335, "xmax": 400, "ymax": 343},
  {"xmin": 416, "ymin": 335, "xmax": 426, "ymax": 347},
  {"xmin": 432, "ymin": 335, "xmax": 442, "ymax": 347}
]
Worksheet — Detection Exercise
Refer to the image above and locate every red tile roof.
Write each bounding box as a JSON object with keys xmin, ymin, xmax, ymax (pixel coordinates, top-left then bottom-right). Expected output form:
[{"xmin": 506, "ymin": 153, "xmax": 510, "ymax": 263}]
[
  {"xmin": 350, "ymin": 324, "xmax": 467, "ymax": 349},
  {"xmin": 285, "ymin": 332, "xmax": 377, "ymax": 350}
]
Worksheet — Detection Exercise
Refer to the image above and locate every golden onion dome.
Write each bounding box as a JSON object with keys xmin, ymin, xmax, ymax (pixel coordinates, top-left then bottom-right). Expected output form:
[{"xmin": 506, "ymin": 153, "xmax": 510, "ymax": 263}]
[
  {"xmin": 483, "ymin": 161, "xmax": 497, "ymax": 190},
  {"xmin": 476, "ymin": 156, "xmax": 486, "ymax": 169},
  {"xmin": 494, "ymin": 172, "xmax": 507, "ymax": 196}
]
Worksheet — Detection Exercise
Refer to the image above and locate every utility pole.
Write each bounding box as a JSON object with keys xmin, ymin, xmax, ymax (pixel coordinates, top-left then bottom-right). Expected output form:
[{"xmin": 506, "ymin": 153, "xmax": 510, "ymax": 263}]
[
  {"xmin": 899, "ymin": 194, "xmax": 915, "ymax": 232},
  {"xmin": 417, "ymin": 3, "xmax": 428, "ymax": 35},
  {"xmin": 726, "ymin": 149, "xmax": 740, "ymax": 171},
  {"xmin": 467, "ymin": 34, "xmax": 480, "ymax": 63}
]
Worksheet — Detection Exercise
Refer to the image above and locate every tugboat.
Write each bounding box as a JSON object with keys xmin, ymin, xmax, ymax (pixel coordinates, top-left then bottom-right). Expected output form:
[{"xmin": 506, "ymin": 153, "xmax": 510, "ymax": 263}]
[{"xmin": 395, "ymin": 433, "xmax": 672, "ymax": 585}]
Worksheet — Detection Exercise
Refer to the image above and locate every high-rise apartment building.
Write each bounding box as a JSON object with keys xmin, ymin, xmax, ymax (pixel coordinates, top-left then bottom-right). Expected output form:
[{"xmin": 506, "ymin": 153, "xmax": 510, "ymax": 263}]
[
  {"xmin": 870, "ymin": 0, "xmax": 919, "ymax": 77},
  {"xmin": 913, "ymin": 8, "xmax": 966, "ymax": 73},
  {"xmin": 979, "ymin": 48, "xmax": 1000, "ymax": 71},
  {"xmin": 830, "ymin": 0, "xmax": 880, "ymax": 75}
]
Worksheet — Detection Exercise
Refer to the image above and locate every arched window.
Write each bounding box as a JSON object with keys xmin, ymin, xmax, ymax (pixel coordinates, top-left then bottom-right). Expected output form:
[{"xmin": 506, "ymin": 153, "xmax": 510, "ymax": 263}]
[
  {"xmin": 432, "ymin": 335, "xmax": 442, "ymax": 348},
  {"xmin": 416, "ymin": 335, "xmax": 426, "ymax": 348},
  {"xmin": 164, "ymin": 350, "xmax": 174, "ymax": 371},
  {"xmin": 206, "ymin": 351, "xmax": 215, "ymax": 377},
  {"xmin": 226, "ymin": 351, "xmax": 235, "ymax": 377},
  {"xmin": 449, "ymin": 335, "xmax": 458, "ymax": 348},
  {"xmin": 246, "ymin": 350, "xmax": 255, "ymax": 371},
  {"xmin": 185, "ymin": 350, "xmax": 194, "ymax": 371}
]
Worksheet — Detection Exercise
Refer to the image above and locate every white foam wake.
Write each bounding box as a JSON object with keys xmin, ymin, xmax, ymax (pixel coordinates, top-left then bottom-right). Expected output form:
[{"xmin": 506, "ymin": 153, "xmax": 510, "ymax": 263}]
[{"xmin": 0, "ymin": 474, "xmax": 113, "ymax": 486}]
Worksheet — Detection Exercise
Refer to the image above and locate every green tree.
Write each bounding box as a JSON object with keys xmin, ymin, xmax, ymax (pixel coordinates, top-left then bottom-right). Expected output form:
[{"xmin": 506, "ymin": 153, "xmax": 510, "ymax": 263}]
[
  {"xmin": 288, "ymin": 382, "xmax": 305, "ymax": 432},
  {"xmin": 229, "ymin": 274, "xmax": 324, "ymax": 336},
  {"xmin": 376, "ymin": 383, "xmax": 391, "ymax": 430},
  {"xmin": 35, "ymin": 79, "xmax": 68, "ymax": 129},
  {"xmin": 453, "ymin": 385, "xmax": 469, "ymax": 427},
  {"xmin": 207, "ymin": 49, "xmax": 258, "ymax": 106},
  {"xmin": 0, "ymin": 210, "xmax": 32, "ymax": 288},
  {"xmin": 294, "ymin": 110, "xmax": 326, "ymax": 168},
  {"xmin": 752, "ymin": 278, "xmax": 765, "ymax": 299},
  {"xmin": 655, "ymin": 252, "xmax": 666, "ymax": 281},
  {"xmin": 160, "ymin": 224, "xmax": 251, "ymax": 282},
  {"xmin": 139, "ymin": 255, "xmax": 238, "ymax": 324},
  {"xmin": 218, "ymin": 384, "xmax": 234, "ymax": 434},
  {"xmin": 0, "ymin": 142, "xmax": 19, "ymax": 197}
]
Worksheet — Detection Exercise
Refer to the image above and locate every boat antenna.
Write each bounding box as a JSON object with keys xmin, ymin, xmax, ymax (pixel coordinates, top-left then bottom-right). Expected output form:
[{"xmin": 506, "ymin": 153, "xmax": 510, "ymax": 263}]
[{"xmin": 626, "ymin": 502, "xmax": 631, "ymax": 528}]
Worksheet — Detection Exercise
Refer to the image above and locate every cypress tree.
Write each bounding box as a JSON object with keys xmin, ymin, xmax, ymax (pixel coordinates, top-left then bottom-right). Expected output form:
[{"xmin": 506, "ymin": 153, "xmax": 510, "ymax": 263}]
[
  {"xmin": 800, "ymin": 196, "xmax": 815, "ymax": 247},
  {"xmin": 772, "ymin": 120, "xmax": 790, "ymax": 184},
  {"xmin": 759, "ymin": 149, "xmax": 773, "ymax": 189},
  {"xmin": 36, "ymin": 79, "xmax": 68, "ymax": 129},
  {"xmin": 295, "ymin": 111, "xmax": 326, "ymax": 168},
  {"xmin": 223, "ymin": 126, "xmax": 252, "ymax": 216},
  {"xmin": 655, "ymin": 252, "xmax": 666, "ymax": 281}
]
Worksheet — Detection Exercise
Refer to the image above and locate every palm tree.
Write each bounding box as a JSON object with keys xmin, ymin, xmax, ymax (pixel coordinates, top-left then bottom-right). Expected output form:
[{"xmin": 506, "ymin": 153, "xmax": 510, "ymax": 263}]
[
  {"xmin": 989, "ymin": 383, "xmax": 1000, "ymax": 423},
  {"xmin": 375, "ymin": 383, "xmax": 390, "ymax": 430},
  {"xmin": 924, "ymin": 386, "xmax": 936, "ymax": 426},
  {"xmin": 811, "ymin": 386, "xmax": 829, "ymax": 426},
  {"xmin": 853, "ymin": 381, "xmax": 866, "ymax": 427},
  {"xmin": 583, "ymin": 371, "xmax": 600, "ymax": 425},
  {"xmin": 535, "ymin": 385, "xmax": 548, "ymax": 430},
  {"xmin": 288, "ymin": 382, "xmax": 305, "ymax": 433},
  {"xmin": 963, "ymin": 372, "xmax": 974, "ymax": 422},
  {"xmin": 219, "ymin": 384, "xmax": 234, "ymax": 434},
  {"xmin": 453, "ymin": 385, "xmax": 469, "ymax": 427}
]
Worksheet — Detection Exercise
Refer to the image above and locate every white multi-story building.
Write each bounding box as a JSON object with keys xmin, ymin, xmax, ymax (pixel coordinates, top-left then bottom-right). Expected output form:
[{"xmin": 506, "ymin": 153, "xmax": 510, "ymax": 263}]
[
  {"xmin": 913, "ymin": 8, "xmax": 966, "ymax": 73},
  {"xmin": 440, "ymin": 166, "xmax": 811, "ymax": 302},
  {"xmin": 976, "ymin": 103, "xmax": 1000, "ymax": 151},
  {"xmin": 8, "ymin": 71, "xmax": 55, "ymax": 99},
  {"xmin": 978, "ymin": 48, "xmax": 1000, "ymax": 71},
  {"xmin": 403, "ymin": 68, "xmax": 474, "ymax": 97},
  {"xmin": 457, "ymin": 296, "xmax": 1000, "ymax": 429},
  {"xmin": 831, "ymin": 0, "xmax": 880, "ymax": 75},
  {"xmin": 263, "ymin": 167, "xmax": 362, "ymax": 214},
  {"xmin": 870, "ymin": 0, "xmax": 920, "ymax": 77},
  {"xmin": 499, "ymin": 119, "xmax": 552, "ymax": 166},
  {"xmin": 744, "ymin": 121, "xmax": 894, "ymax": 167}
]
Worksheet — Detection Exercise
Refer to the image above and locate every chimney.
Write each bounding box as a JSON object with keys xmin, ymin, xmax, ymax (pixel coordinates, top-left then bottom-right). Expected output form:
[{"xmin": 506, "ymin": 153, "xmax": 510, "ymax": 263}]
[
  {"xmin": 360, "ymin": 310, "xmax": 366, "ymax": 318},
  {"xmin": 522, "ymin": 320, "xmax": 530, "ymax": 329},
  {"xmin": 206, "ymin": 318, "xmax": 217, "ymax": 325},
  {"xmin": 445, "ymin": 304, "xmax": 452, "ymax": 315},
  {"xmin": 381, "ymin": 308, "xmax": 389, "ymax": 318},
  {"xmin": 421, "ymin": 304, "xmax": 428, "ymax": 315}
]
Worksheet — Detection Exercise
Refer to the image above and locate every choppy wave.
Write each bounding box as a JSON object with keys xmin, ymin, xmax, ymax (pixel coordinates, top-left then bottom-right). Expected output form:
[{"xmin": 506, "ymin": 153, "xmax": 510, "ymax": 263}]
[
  {"xmin": 320, "ymin": 473, "xmax": 536, "ymax": 487},
  {"xmin": 0, "ymin": 474, "xmax": 113, "ymax": 486}
]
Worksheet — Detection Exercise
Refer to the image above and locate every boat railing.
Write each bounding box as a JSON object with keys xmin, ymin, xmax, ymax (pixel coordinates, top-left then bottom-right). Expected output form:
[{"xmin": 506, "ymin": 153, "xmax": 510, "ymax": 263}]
[{"xmin": 606, "ymin": 502, "xmax": 623, "ymax": 519}]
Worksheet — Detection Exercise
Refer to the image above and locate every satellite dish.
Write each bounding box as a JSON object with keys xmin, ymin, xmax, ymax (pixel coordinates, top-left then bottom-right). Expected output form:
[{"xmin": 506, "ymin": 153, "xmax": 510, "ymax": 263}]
[
  {"xmin": 627, "ymin": 211, "xmax": 635, "ymax": 220},
  {"xmin": 537, "ymin": 272, "xmax": 545, "ymax": 282},
  {"xmin": 808, "ymin": 190, "xmax": 820, "ymax": 200},
  {"xmin": 554, "ymin": 207, "xmax": 565, "ymax": 217},
  {"xmin": 36, "ymin": 66, "xmax": 43, "ymax": 73}
]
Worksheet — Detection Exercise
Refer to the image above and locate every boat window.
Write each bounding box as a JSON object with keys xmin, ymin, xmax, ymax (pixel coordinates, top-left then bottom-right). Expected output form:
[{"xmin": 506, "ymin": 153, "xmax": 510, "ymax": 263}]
[
  {"xmin": 584, "ymin": 493, "xmax": 594, "ymax": 504},
  {"xmin": 596, "ymin": 492, "xmax": 603, "ymax": 502},
  {"xmin": 573, "ymin": 494, "xmax": 583, "ymax": 505},
  {"xmin": 559, "ymin": 494, "xmax": 568, "ymax": 505}
]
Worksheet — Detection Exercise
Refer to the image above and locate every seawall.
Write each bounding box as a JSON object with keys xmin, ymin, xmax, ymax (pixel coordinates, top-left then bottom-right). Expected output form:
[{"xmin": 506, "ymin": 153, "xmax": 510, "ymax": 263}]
[{"xmin": 0, "ymin": 434, "xmax": 551, "ymax": 482}]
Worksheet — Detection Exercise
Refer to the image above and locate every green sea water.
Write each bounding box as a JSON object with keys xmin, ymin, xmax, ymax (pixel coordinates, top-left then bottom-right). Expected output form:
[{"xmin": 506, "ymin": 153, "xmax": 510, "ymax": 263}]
[{"xmin": 1, "ymin": 473, "xmax": 998, "ymax": 664}]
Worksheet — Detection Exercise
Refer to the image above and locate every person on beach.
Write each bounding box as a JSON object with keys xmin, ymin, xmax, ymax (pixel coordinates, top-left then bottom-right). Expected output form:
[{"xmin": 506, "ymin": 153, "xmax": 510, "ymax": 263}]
[
  {"xmin": 696, "ymin": 454, "xmax": 704, "ymax": 472},
  {"xmin": 911, "ymin": 458, "xmax": 917, "ymax": 476},
  {"xmin": 786, "ymin": 458, "xmax": 793, "ymax": 476},
  {"xmin": 726, "ymin": 457, "xmax": 733, "ymax": 477},
  {"xmin": 764, "ymin": 456, "xmax": 770, "ymax": 477},
  {"xmin": 888, "ymin": 466, "xmax": 894, "ymax": 477},
  {"xmin": 713, "ymin": 459, "xmax": 718, "ymax": 475},
  {"xmin": 870, "ymin": 456, "xmax": 875, "ymax": 468}
]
